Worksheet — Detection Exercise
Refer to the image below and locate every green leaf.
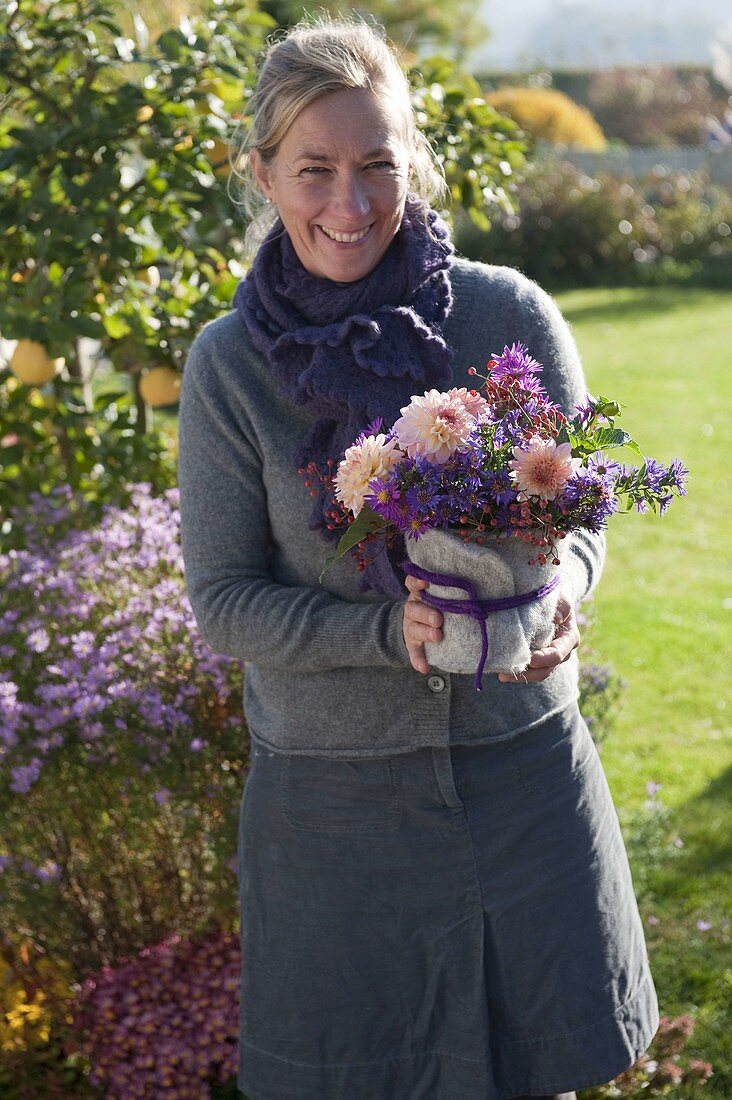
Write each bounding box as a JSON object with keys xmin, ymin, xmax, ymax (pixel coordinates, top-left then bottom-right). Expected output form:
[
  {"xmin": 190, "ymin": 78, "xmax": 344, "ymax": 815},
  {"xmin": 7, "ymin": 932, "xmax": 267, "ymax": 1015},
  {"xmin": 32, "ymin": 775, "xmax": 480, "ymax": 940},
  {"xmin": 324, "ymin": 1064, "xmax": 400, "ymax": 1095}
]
[
  {"xmin": 103, "ymin": 314, "xmax": 133, "ymax": 340},
  {"xmin": 318, "ymin": 504, "xmax": 387, "ymax": 584},
  {"xmin": 592, "ymin": 426, "xmax": 644, "ymax": 460},
  {"xmin": 93, "ymin": 390, "xmax": 129, "ymax": 410},
  {"xmin": 70, "ymin": 315, "xmax": 105, "ymax": 339}
]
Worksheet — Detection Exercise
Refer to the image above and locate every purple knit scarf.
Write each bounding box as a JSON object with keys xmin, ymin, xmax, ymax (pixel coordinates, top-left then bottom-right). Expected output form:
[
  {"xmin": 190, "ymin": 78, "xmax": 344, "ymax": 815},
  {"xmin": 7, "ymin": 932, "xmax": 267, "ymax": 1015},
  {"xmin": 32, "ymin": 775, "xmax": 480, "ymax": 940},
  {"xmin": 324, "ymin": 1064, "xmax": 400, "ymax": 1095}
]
[{"xmin": 233, "ymin": 198, "xmax": 455, "ymax": 597}]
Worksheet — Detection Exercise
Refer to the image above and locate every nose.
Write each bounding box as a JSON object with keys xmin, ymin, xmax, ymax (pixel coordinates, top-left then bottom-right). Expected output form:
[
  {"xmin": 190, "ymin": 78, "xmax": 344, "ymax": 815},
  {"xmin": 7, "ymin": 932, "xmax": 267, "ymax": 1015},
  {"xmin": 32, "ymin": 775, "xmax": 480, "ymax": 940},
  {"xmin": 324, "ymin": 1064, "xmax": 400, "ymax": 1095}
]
[{"xmin": 332, "ymin": 171, "xmax": 370, "ymax": 220}]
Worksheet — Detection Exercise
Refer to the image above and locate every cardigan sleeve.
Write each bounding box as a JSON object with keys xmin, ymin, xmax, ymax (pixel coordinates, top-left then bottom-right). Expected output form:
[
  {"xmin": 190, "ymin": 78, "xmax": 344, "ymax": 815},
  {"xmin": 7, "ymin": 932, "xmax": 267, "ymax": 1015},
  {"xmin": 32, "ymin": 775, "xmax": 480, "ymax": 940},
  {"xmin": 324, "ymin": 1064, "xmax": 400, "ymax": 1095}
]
[
  {"xmin": 512, "ymin": 271, "xmax": 607, "ymax": 605},
  {"xmin": 177, "ymin": 334, "xmax": 410, "ymax": 673}
]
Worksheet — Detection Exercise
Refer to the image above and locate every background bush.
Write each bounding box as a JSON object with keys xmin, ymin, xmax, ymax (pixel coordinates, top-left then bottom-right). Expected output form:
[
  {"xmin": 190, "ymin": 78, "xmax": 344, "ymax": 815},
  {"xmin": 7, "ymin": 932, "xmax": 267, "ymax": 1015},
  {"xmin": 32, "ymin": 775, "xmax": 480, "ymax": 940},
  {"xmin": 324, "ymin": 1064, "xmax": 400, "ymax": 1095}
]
[
  {"xmin": 485, "ymin": 86, "xmax": 607, "ymax": 150},
  {"xmin": 481, "ymin": 66, "xmax": 730, "ymax": 149},
  {"xmin": 0, "ymin": 366, "xmax": 176, "ymax": 551},
  {"xmin": 455, "ymin": 158, "xmax": 732, "ymax": 287}
]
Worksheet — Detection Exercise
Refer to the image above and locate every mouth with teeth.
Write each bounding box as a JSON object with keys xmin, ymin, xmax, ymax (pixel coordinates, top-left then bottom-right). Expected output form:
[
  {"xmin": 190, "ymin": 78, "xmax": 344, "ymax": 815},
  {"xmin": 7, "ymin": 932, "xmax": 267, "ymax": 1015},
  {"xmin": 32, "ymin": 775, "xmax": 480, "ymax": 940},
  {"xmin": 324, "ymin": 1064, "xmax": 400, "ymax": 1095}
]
[{"xmin": 317, "ymin": 224, "xmax": 373, "ymax": 244}]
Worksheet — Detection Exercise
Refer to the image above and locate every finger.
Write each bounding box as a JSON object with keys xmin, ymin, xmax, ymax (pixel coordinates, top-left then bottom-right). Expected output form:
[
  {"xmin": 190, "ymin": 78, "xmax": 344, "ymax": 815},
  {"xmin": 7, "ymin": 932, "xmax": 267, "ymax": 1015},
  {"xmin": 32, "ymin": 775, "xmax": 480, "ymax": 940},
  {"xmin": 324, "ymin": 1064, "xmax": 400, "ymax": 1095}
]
[
  {"xmin": 524, "ymin": 645, "xmax": 565, "ymax": 670},
  {"xmin": 407, "ymin": 644, "xmax": 430, "ymax": 675},
  {"xmin": 402, "ymin": 600, "xmax": 440, "ymax": 675},
  {"xmin": 404, "ymin": 600, "xmax": 443, "ymax": 628},
  {"xmin": 498, "ymin": 666, "xmax": 552, "ymax": 684},
  {"xmin": 405, "ymin": 615, "xmax": 443, "ymax": 647},
  {"xmin": 404, "ymin": 575, "xmax": 429, "ymax": 598},
  {"xmin": 538, "ymin": 621, "xmax": 581, "ymax": 664}
]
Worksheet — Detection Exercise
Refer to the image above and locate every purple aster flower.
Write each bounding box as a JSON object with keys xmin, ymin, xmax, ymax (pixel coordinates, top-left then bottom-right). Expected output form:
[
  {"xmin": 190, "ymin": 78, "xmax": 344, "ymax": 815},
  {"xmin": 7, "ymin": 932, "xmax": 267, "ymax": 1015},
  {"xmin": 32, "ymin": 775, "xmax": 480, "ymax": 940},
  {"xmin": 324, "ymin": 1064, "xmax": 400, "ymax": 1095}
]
[
  {"xmin": 404, "ymin": 513, "xmax": 431, "ymax": 540},
  {"xmin": 481, "ymin": 469, "xmax": 517, "ymax": 506},
  {"xmin": 573, "ymin": 395, "xmax": 595, "ymax": 426},
  {"xmin": 490, "ymin": 342, "xmax": 543, "ymax": 381},
  {"xmin": 668, "ymin": 458, "xmax": 689, "ymax": 493},
  {"xmin": 405, "ymin": 482, "xmax": 439, "ymax": 512},
  {"xmin": 642, "ymin": 457, "xmax": 666, "ymax": 492},
  {"xmin": 560, "ymin": 472, "xmax": 619, "ymax": 531},
  {"xmin": 355, "ymin": 417, "xmax": 385, "ymax": 444},
  {"xmin": 365, "ymin": 477, "xmax": 403, "ymax": 523},
  {"xmin": 491, "ymin": 408, "xmax": 527, "ymax": 448},
  {"xmin": 10, "ymin": 757, "xmax": 43, "ymax": 794},
  {"xmin": 27, "ymin": 627, "xmax": 51, "ymax": 653},
  {"xmin": 587, "ymin": 452, "xmax": 622, "ymax": 479}
]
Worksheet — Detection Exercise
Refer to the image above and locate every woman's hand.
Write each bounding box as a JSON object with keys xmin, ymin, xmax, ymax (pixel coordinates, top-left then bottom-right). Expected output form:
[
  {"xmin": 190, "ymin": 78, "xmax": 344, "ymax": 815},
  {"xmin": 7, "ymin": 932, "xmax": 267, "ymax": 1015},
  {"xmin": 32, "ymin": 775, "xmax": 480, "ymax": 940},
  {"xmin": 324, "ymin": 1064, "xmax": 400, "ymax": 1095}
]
[
  {"xmin": 403, "ymin": 580, "xmax": 580, "ymax": 682},
  {"xmin": 497, "ymin": 588, "xmax": 580, "ymax": 684},
  {"xmin": 402, "ymin": 575, "xmax": 443, "ymax": 675}
]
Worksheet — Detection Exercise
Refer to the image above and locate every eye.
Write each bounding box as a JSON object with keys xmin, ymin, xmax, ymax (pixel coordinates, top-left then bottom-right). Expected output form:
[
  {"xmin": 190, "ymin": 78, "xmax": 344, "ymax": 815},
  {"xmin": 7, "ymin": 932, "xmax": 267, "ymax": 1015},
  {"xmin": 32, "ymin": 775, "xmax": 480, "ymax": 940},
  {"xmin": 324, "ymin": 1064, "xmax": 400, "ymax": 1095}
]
[
  {"xmin": 366, "ymin": 160, "xmax": 395, "ymax": 170},
  {"xmin": 300, "ymin": 165, "xmax": 329, "ymax": 176}
]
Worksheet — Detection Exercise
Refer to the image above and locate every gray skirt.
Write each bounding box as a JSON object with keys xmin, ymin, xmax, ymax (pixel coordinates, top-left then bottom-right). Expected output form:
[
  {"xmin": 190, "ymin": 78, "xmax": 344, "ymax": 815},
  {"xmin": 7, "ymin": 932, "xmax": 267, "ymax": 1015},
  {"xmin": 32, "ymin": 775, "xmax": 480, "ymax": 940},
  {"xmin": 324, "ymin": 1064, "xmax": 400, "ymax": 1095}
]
[{"xmin": 236, "ymin": 702, "xmax": 659, "ymax": 1100}]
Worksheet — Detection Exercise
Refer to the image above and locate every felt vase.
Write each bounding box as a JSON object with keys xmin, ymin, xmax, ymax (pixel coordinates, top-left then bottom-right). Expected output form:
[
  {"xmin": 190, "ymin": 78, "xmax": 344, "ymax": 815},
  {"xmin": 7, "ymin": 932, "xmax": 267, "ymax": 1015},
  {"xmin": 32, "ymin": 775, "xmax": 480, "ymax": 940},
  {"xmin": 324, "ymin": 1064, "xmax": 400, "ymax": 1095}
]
[{"xmin": 404, "ymin": 528, "xmax": 569, "ymax": 679}]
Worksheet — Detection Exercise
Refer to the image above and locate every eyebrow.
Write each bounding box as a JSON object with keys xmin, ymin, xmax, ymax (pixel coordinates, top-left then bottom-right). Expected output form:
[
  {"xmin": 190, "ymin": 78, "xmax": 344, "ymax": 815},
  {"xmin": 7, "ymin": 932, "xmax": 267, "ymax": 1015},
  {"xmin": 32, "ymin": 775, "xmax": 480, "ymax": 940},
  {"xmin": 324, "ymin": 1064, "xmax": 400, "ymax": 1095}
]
[{"xmin": 293, "ymin": 146, "xmax": 394, "ymax": 163}]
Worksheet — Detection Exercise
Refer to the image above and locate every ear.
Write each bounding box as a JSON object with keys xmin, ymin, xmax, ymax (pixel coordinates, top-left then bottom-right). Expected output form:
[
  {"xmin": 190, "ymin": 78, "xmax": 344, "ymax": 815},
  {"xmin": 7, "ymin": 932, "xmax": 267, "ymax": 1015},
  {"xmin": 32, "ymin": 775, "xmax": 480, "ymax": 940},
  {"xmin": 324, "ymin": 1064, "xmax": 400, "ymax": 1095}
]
[{"xmin": 249, "ymin": 148, "xmax": 274, "ymax": 201}]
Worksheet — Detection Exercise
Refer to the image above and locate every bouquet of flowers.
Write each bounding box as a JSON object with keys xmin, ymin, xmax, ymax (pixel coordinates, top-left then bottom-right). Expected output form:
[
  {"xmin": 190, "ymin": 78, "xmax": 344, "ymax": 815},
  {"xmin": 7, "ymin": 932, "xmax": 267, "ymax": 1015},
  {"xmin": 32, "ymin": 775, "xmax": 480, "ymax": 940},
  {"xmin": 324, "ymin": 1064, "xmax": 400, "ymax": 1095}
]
[{"xmin": 313, "ymin": 343, "xmax": 687, "ymax": 688}]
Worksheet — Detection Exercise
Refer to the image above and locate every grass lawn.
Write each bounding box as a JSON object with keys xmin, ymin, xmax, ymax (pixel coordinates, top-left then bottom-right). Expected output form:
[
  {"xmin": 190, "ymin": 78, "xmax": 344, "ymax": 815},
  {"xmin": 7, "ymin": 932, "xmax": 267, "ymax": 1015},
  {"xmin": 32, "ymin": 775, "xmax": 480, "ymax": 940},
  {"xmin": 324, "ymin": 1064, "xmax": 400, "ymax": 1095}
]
[{"xmin": 555, "ymin": 287, "xmax": 731, "ymax": 1097}]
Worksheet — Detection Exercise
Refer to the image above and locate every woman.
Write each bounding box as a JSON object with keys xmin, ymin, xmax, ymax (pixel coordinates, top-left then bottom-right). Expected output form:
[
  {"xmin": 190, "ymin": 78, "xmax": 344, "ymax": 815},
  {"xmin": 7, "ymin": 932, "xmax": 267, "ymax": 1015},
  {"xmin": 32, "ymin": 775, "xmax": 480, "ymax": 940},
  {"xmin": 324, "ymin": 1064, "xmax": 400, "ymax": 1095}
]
[{"xmin": 177, "ymin": 17, "xmax": 659, "ymax": 1100}]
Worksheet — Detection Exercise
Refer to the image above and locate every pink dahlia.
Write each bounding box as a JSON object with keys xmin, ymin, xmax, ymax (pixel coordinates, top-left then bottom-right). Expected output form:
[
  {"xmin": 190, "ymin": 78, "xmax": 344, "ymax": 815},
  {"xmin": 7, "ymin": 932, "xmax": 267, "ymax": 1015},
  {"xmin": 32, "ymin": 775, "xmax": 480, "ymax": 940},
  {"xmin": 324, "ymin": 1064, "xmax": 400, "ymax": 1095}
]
[
  {"xmin": 393, "ymin": 389, "xmax": 476, "ymax": 465},
  {"xmin": 509, "ymin": 437, "xmax": 582, "ymax": 501},
  {"xmin": 447, "ymin": 387, "xmax": 491, "ymax": 422},
  {"xmin": 334, "ymin": 434, "xmax": 401, "ymax": 516}
]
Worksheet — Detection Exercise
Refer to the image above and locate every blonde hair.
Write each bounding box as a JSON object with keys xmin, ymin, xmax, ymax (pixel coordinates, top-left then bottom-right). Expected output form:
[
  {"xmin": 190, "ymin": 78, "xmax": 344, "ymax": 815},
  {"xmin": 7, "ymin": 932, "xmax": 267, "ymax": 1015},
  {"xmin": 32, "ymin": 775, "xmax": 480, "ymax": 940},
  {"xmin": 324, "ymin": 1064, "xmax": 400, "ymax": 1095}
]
[{"xmin": 227, "ymin": 15, "xmax": 447, "ymax": 258}]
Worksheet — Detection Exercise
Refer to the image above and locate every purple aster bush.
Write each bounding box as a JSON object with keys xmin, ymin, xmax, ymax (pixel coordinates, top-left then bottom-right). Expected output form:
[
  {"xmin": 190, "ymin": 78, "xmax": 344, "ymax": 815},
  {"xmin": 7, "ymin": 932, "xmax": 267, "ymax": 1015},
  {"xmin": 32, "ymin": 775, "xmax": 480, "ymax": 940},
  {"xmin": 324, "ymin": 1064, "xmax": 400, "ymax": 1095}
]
[
  {"xmin": 66, "ymin": 929, "xmax": 240, "ymax": 1099},
  {"xmin": 0, "ymin": 483, "xmax": 246, "ymax": 984}
]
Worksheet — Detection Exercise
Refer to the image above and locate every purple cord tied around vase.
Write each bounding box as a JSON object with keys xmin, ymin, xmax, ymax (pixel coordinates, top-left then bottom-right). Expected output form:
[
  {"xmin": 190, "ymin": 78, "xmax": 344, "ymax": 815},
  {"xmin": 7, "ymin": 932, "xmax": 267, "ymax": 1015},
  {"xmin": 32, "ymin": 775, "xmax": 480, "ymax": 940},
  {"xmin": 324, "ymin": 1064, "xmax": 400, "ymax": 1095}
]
[{"xmin": 400, "ymin": 560, "xmax": 561, "ymax": 691}]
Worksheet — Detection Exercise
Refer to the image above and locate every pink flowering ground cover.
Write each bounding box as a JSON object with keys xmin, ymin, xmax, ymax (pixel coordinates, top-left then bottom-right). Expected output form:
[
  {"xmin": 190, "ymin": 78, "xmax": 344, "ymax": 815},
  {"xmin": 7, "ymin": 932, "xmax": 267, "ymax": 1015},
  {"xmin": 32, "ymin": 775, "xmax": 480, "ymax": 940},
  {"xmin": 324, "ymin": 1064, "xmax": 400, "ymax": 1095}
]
[{"xmin": 67, "ymin": 929, "xmax": 240, "ymax": 1098}]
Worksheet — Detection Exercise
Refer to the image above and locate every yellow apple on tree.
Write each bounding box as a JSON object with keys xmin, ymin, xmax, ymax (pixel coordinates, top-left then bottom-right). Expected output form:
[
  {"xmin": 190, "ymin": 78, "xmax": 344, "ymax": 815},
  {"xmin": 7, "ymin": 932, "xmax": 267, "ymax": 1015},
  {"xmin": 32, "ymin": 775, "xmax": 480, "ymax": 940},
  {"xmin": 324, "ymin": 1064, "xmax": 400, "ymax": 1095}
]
[
  {"xmin": 203, "ymin": 138, "xmax": 231, "ymax": 176},
  {"xmin": 139, "ymin": 366, "xmax": 181, "ymax": 407},
  {"xmin": 9, "ymin": 340, "xmax": 65, "ymax": 385}
]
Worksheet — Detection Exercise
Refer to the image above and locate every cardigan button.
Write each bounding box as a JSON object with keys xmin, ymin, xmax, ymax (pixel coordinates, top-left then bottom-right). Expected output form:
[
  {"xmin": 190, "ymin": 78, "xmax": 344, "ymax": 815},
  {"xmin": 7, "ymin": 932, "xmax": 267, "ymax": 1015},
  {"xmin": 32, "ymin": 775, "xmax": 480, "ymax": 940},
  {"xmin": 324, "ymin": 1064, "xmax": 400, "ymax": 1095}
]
[{"xmin": 427, "ymin": 675, "xmax": 446, "ymax": 693}]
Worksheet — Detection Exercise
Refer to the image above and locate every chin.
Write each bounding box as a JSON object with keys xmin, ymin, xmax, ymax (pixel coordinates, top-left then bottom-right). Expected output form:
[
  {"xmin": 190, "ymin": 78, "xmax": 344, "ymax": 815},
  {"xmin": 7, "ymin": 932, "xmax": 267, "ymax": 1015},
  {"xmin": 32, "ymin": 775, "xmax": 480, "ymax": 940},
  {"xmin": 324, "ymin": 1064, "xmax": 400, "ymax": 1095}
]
[{"xmin": 320, "ymin": 250, "xmax": 383, "ymax": 284}]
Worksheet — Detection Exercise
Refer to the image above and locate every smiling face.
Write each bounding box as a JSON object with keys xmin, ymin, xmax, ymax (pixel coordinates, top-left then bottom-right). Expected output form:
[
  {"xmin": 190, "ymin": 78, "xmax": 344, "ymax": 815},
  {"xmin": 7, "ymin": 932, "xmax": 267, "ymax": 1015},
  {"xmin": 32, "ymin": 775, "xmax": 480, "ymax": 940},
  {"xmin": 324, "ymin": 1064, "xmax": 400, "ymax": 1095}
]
[{"xmin": 249, "ymin": 86, "xmax": 412, "ymax": 283}]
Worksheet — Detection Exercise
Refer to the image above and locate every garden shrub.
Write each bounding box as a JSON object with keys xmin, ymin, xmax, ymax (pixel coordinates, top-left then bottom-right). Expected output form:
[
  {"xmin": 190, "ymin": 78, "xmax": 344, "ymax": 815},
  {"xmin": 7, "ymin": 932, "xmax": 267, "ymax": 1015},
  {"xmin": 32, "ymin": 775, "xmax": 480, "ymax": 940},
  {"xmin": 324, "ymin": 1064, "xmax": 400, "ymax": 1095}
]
[
  {"xmin": 583, "ymin": 66, "xmax": 727, "ymax": 148},
  {"xmin": 0, "ymin": 940, "xmax": 72, "ymax": 1056},
  {"xmin": 0, "ymin": 936, "xmax": 87, "ymax": 1098},
  {"xmin": 456, "ymin": 158, "xmax": 732, "ymax": 287},
  {"xmin": 0, "ymin": 366, "xmax": 176, "ymax": 552},
  {"xmin": 0, "ymin": 483, "xmax": 246, "ymax": 982},
  {"xmin": 486, "ymin": 86, "xmax": 607, "ymax": 150}
]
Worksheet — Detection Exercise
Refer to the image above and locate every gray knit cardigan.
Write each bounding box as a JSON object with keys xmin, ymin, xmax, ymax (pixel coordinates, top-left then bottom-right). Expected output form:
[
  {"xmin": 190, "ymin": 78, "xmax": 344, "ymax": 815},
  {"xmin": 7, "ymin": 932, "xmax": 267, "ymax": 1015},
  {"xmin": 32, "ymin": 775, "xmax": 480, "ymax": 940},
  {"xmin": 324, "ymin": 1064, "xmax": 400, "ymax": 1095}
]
[{"xmin": 177, "ymin": 258, "xmax": 605, "ymax": 757}]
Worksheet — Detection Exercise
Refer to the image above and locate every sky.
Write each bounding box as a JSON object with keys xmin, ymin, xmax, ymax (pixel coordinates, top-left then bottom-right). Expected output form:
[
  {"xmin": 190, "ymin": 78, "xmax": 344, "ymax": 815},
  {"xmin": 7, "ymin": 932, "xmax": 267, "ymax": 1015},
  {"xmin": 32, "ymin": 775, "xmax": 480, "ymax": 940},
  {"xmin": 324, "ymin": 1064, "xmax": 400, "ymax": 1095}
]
[{"xmin": 474, "ymin": 0, "xmax": 732, "ymax": 70}]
